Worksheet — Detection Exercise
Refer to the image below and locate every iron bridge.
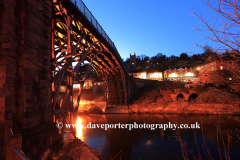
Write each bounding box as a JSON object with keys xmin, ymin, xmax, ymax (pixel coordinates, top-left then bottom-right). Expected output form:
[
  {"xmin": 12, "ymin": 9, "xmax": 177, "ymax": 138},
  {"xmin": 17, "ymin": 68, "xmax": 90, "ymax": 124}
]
[{"xmin": 52, "ymin": 0, "xmax": 129, "ymax": 130}]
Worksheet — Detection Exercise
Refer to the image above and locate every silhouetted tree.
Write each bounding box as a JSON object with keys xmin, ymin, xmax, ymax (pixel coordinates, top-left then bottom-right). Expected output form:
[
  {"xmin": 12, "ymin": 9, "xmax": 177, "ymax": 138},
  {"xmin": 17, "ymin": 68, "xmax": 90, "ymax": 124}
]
[{"xmin": 180, "ymin": 53, "xmax": 188, "ymax": 60}]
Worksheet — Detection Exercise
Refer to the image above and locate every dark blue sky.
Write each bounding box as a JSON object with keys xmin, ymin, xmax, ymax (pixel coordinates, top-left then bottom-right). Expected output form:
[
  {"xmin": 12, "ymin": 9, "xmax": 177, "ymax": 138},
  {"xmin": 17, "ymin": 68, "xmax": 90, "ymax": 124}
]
[{"xmin": 82, "ymin": 0, "xmax": 220, "ymax": 60}]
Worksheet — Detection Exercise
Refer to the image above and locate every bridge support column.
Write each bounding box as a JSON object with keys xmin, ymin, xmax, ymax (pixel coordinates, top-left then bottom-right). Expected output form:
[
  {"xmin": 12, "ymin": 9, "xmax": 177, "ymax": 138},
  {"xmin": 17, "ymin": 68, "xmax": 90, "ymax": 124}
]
[{"xmin": 0, "ymin": 0, "xmax": 58, "ymax": 159}]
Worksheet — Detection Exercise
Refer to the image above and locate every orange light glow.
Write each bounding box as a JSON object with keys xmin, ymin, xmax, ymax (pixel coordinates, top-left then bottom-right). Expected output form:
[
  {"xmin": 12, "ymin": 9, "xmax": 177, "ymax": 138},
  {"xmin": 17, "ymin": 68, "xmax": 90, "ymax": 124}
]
[
  {"xmin": 169, "ymin": 73, "xmax": 177, "ymax": 77},
  {"xmin": 197, "ymin": 67, "xmax": 200, "ymax": 70},
  {"xmin": 150, "ymin": 72, "xmax": 162, "ymax": 78},
  {"xmin": 185, "ymin": 72, "xmax": 193, "ymax": 76},
  {"xmin": 73, "ymin": 84, "xmax": 80, "ymax": 89},
  {"xmin": 76, "ymin": 117, "xmax": 84, "ymax": 140},
  {"xmin": 139, "ymin": 73, "xmax": 146, "ymax": 79}
]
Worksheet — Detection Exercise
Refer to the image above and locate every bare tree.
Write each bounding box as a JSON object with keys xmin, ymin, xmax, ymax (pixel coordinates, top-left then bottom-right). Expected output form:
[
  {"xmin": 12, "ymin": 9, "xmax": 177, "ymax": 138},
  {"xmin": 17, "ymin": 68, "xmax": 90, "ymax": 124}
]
[
  {"xmin": 191, "ymin": 0, "xmax": 240, "ymax": 92},
  {"xmin": 191, "ymin": 0, "xmax": 240, "ymax": 58}
]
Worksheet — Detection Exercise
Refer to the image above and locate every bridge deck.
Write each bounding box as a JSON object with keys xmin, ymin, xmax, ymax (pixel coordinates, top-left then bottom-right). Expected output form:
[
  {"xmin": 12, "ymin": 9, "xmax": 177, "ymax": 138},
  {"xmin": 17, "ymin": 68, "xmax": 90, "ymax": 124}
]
[{"xmin": 61, "ymin": 0, "xmax": 128, "ymax": 74}]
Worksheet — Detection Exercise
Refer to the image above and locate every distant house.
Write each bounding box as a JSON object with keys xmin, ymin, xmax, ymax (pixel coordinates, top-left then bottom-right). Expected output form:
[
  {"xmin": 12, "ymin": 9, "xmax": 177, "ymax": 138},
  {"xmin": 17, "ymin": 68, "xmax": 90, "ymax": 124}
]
[
  {"xmin": 193, "ymin": 71, "xmax": 213, "ymax": 84},
  {"xmin": 147, "ymin": 72, "xmax": 163, "ymax": 81},
  {"xmin": 196, "ymin": 60, "xmax": 238, "ymax": 75},
  {"xmin": 129, "ymin": 71, "xmax": 163, "ymax": 81},
  {"xmin": 164, "ymin": 67, "xmax": 197, "ymax": 82}
]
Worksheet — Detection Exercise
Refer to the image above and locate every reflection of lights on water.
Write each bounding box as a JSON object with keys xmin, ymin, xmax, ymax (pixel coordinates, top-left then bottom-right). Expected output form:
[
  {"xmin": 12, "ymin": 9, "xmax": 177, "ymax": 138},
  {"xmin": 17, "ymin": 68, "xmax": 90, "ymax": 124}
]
[
  {"xmin": 76, "ymin": 117, "xmax": 84, "ymax": 140},
  {"xmin": 146, "ymin": 140, "xmax": 152, "ymax": 145}
]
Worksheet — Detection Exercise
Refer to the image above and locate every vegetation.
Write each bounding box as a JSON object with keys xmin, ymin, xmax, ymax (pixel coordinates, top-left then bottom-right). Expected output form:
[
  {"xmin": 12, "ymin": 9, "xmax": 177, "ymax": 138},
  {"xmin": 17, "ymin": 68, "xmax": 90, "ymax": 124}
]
[
  {"xmin": 180, "ymin": 88, "xmax": 189, "ymax": 94},
  {"xmin": 196, "ymin": 91, "xmax": 240, "ymax": 104},
  {"xmin": 191, "ymin": 0, "xmax": 240, "ymax": 86},
  {"xmin": 193, "ymin": 85, "xmax": 205, "ymax": 93},
  {"xmin": 176, "ymin": 125, "xmax": 232, "ymax": 160},
  {"xmin": 42, "ymin": 138, "xmax": 102, "ymax": 160}
]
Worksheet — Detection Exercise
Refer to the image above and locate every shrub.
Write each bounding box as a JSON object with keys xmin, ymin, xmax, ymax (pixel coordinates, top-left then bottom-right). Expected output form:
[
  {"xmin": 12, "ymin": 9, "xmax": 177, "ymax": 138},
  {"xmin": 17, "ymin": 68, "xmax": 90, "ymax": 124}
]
[
  {"xmin": 196, "ymin": 91, "xmax": 240, "ymax": 104},
  {"xmin": 181, "ymin": 88, "xmax": 189, "ymax": 94},
  {"xmin": 193, "ymin": 85, "xmax": 205, "ymax": 94}
]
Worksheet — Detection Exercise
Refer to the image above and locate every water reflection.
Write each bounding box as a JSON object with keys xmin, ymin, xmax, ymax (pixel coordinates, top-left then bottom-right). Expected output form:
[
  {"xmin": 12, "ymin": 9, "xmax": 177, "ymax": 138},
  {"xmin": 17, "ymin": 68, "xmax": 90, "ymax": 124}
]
[
  {"xmin": 76, "ymin": 114, "xmax": 240, "ymax": 160},
  {"xmin": 76, "ymin": 117, "xmax": 84, "ymax": 140}
]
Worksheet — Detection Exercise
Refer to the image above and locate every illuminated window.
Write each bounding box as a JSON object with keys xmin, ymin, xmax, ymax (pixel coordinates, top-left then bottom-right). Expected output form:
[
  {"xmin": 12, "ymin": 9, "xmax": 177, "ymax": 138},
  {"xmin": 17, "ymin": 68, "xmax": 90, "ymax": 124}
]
[
  {"xmin": 139, "ymin": 73, "xmax": 146, "ymax": 79},
  {"xmin": 169, "ymin": 73, "xmax": 177, "ymax": 77},
  {"xmin": 150, "ymin": 73, "xmax": 162, "ymax": 78},
  {"xmin": 185, "ymin": 72, "xmax": 193, "ymax": 76},
  {"xmin": 74, "ymin": 84, "xmax": 80, "ymax": 88},
  {"xmin": 220, "ymin": 66, "xmax": 223, "ymax": 70}
]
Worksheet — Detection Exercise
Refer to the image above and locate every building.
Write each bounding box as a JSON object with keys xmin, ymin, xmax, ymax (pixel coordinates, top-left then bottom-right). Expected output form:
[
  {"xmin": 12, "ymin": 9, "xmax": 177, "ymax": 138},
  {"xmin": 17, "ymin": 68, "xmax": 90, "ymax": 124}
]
[
  {"xmin": 196, "ymin": 60, "xmax": 238, "ymax": 75},
  {"xmin": 130, "ymin": 53, "xmax": 137, "ymax": 71},
  {"xmin": 124, "ymin": 53, "xmax": 137, "ymax": 72},
  {"xmin": 148, "ymin": 72, "xmax": 163, "ymax": 81},
  {"xmin": 130, "ymin": 72, "xmax": 147, "ymax": 79},
  {"xmin": 194, "ymin": 71, "xmax": 214, "ymax": 84},
  {"xmin": 129, "ymin": 72, "xmax": 163, "ymax": 81},
  {"xmin": 164, "ymin": 68, "xmax": 197, "ymax": 82}
]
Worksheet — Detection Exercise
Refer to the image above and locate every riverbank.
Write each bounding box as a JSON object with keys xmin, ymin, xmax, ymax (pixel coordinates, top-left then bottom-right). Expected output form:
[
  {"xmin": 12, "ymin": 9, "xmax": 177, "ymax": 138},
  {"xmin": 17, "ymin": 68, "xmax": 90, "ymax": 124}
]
[
  {"xmin": 42, "ymin": 137, "xmax": 102, "ymax": 160},
  {"xmin": 79, "ymin": 101, "xmax": 240, "ymax": 115},
  {"xmin": 130, "ymin": 102, "xmax": 240, "ymax": 114}
]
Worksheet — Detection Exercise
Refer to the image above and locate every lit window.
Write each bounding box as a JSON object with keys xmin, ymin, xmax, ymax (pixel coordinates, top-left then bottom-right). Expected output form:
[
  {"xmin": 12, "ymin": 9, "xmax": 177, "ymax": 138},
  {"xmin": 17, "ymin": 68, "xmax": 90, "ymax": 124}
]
[
  {"xmin": 132, "ymin": 63, "xmax": 134, "ymax": 64},
  {"xmin": 140, "ymin": 73, "xmax": 146, "ymax": 79},
  {"xmin": 169, "ymin": 73, "xmax": 177, "ymax": 77},
  {"xmin": 185, "ymin": 72, "xmax": 193, "ymax": 76},
  {"xmin": 220, "ymin": 66, "xmax": 223, "ymax": 70},
  {"xmin": 74, "ymin": 84, "xmax": 80, "ymax": 88}
]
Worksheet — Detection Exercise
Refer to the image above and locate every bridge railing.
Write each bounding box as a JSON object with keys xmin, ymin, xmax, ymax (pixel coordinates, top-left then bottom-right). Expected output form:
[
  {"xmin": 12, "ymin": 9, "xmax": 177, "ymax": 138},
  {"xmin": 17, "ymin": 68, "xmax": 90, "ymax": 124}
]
[{"xmin": 69, "ymin": 0, "xmax": 124, "ymax": 66}]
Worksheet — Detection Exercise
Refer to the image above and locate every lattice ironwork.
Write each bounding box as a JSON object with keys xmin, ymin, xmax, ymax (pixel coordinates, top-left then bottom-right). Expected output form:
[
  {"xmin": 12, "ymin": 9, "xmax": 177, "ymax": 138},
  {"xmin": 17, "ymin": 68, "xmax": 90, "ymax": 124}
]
[{"xmin": 52, "ymin": 0, "xmax": 128, "ymax": 137}]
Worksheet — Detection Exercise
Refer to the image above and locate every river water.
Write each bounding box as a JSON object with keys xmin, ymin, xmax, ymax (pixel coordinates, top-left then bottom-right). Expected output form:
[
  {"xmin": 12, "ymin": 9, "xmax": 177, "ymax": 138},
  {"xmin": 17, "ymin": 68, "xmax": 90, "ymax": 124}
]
[{"xmin": 76, "ymin": 114, "xmax": 240, "ymax": 160}]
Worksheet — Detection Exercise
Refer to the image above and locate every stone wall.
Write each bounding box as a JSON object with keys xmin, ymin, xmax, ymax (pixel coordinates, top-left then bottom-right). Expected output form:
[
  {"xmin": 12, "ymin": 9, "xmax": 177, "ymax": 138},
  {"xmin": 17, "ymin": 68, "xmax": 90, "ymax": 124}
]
[{"xmin": 0, "ymin": 0, "xmax": 56, "ymax": 158}]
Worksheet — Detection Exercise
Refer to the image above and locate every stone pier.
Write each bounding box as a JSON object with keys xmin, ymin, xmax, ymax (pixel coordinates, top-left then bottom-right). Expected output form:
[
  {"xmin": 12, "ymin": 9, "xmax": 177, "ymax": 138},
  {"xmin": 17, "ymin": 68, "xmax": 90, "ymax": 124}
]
[{"xmin": 0, "ymin": 0, "xmax": 57, "ymax": 159}]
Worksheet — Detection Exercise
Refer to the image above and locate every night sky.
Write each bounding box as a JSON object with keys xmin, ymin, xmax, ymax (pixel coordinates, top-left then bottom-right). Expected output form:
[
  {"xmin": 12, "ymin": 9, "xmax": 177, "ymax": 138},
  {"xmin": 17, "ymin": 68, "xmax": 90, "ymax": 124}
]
[{"xmin": 82, "ymin": 0, "xmax": 223, "ymax": 60}]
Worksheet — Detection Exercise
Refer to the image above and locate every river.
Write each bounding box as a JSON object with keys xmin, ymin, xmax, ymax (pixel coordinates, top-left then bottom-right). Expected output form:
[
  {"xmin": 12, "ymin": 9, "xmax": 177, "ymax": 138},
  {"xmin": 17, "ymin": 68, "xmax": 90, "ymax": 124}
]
[{"xmin": 75, "ymin": 114, "xmax": 240, "ymax": 160}]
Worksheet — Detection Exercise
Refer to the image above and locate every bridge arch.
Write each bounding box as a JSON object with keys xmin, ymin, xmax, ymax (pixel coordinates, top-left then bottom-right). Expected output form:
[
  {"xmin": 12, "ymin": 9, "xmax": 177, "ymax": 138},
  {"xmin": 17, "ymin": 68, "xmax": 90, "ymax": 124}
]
[
  {"xmin": 177, "ymin": 93, "xmax": 184, "ymax": 100},
  {"xmin": 189, "ymin": 93, "xmax": 198, "ymax": 101},
  {"xmin": 52, "ymin": 0, "xmax": 128, "ymax": 128}
]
